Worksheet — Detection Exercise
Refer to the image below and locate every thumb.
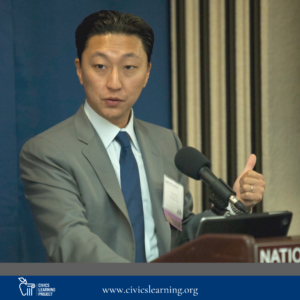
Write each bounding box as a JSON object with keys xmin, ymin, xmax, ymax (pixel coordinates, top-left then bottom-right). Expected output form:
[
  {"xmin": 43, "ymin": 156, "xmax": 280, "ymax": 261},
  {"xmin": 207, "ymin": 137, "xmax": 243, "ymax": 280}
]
[
  {"xmin": 233, "ymin": 154, "xmax": 257, "ymax": 197},
  {"xmin": 243, "ymin": 154, "xmax": 257, "ymax": 173}
]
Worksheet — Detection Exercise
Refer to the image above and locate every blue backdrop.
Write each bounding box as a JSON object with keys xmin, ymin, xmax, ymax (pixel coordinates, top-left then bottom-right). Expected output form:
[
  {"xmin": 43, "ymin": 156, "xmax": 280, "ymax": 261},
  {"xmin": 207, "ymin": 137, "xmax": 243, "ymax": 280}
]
[{"xmin": 0, "ymin": 0, "xmax": 171, "ymax": 262}]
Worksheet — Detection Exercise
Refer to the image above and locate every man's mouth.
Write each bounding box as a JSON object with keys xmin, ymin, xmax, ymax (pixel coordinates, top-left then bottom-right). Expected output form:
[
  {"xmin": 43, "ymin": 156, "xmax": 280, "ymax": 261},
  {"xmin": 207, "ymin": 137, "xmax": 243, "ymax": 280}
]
[{"xmin": 104, "ymin": 98, "xmax": 123, "ymax": 107}]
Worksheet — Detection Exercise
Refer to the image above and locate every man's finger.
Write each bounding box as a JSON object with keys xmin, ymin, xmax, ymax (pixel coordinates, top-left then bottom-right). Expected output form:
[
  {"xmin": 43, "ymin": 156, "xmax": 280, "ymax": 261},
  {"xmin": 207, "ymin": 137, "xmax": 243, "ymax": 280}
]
[
  {"xmin": 240, "ymin": 184, "xmax": 265, "ymax": 194},
  {"xmin": 240, "ymin": 176, "xmax": 266, "ymax": 187},
  {"xmin": 244, "ymin": 154, "xmax": 257, "ymax": 172},
  {"xmin": 240, "ymin": 192, "xmax": 263, "ymax": 202}
]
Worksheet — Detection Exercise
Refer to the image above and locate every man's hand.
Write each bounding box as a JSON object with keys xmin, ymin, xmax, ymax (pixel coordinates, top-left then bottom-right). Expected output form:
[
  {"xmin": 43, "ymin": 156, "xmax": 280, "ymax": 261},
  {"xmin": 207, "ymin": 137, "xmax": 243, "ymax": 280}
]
[{"xmin": 233, "ymin": 154, "xmax": 266, "ymax": 209}]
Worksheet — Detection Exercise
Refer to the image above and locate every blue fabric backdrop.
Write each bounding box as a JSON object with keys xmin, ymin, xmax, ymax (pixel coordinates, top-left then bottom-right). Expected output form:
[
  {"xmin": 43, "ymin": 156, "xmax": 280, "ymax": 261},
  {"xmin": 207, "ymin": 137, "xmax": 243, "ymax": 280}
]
[{"xmin": 0, "ymin": 0, "xmax": 171, "ymax": 262}]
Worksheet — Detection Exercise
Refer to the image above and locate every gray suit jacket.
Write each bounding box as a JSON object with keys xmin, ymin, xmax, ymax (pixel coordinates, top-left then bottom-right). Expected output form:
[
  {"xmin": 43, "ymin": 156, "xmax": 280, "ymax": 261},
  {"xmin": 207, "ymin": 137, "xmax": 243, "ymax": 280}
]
[{"xmin": 20, "ymin": 104, "xmax": 215, "ymax": 262}]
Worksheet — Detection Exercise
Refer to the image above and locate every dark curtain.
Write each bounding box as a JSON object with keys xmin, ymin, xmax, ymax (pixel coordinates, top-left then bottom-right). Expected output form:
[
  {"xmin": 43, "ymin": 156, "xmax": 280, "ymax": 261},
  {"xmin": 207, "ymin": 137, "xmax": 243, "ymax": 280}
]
[{"xmin": 0, "ymin": 0, "xmax": 171, "ymax": 262}]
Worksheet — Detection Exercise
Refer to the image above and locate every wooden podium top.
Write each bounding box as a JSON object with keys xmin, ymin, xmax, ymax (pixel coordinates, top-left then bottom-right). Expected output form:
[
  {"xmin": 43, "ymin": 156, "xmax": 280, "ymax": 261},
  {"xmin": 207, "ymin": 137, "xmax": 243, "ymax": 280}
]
[{"xmin": 152, "ymin": 234, "xmax": 300, "ymax": 263}]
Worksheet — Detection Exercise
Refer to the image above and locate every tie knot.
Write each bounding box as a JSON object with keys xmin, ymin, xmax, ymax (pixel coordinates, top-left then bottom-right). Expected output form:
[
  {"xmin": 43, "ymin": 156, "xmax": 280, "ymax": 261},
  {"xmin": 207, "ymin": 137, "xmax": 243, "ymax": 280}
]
[{"xmin": 115, "ymin": 131, "xmax": 131, "ymax": 148}]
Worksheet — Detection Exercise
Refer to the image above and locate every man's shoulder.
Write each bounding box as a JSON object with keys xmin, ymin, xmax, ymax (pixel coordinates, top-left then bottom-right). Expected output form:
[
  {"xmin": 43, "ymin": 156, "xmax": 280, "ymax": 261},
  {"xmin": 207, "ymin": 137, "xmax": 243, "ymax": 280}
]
[
  {"xmin": 23, "ymin": 104, "xmax": 91, "ymax": 147},
  {"xmin": 134, "ymin": 118, "xmax": 181, "ymax": 150},
  {"xmin": 36, "ymin": 116, "xmax": 75, "ymax": 139},
  {"xmin": 20, "ymin": 112, "xmax": 83, "ymax": 156},
  {"xmin": 28, "ymin": 115, "xmax": 79, "ymax": 148},
  {"xmin": 134, "ymin": 118, "xmax": 174, "ymax": 137}
]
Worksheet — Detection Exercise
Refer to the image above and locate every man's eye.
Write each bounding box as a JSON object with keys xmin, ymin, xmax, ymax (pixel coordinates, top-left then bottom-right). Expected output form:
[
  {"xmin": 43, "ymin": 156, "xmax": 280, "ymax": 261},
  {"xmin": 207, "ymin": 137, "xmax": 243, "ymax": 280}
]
[
  {"xmin": 125, "ymin": 66, "xmax": 135, "ymax": 70},
  {"xmin": 96, "ymin": 64, "xmax": 105, "ymax": 69}
]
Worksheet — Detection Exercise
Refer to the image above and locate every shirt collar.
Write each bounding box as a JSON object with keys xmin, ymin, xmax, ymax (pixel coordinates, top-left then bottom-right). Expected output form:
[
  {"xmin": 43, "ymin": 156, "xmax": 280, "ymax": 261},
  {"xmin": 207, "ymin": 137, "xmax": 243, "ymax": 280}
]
[{"xmin": 83, "ymin": 100, "xmax": 139, "ymax": 151}]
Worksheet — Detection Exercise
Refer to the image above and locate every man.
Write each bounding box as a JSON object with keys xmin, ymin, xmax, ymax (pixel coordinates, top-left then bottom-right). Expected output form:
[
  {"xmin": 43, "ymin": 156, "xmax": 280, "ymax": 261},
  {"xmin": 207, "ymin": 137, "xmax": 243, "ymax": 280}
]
[{"xmin": 20, "ymin": 10, "xmax": 266, "ymax": 263}]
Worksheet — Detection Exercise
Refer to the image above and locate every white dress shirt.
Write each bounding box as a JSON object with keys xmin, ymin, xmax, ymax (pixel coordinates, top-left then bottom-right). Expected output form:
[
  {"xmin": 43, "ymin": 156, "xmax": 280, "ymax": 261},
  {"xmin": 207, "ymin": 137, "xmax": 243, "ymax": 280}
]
[{"xmin": 84, "ymin": 101, "xmax": 159, "ymax": 262}]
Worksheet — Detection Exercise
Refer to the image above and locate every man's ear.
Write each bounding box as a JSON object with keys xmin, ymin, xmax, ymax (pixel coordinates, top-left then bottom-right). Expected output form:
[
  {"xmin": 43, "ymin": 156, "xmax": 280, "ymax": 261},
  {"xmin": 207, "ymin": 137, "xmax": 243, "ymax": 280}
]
[
  {"xmin": 75, "ymin": 58, "xmax": 83, "ymax": 85},
  {"xmin": 144, "ymin": 62, "xmax": 152, "ymax": 87}
]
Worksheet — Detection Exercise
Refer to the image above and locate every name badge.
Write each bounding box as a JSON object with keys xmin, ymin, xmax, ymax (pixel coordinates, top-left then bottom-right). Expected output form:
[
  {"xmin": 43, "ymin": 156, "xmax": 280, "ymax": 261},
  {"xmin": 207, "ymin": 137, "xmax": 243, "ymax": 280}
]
[{"xmin": 163, "ymin": 175, "xmax": 184, "ymax": 231}]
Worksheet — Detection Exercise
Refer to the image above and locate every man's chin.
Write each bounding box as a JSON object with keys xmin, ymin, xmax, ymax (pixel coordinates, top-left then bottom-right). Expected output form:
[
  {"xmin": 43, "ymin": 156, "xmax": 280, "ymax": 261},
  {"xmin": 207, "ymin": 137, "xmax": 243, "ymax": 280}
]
[{"xmin": 101, "ymin": 112, "xmax": 131, "ymax": 128}]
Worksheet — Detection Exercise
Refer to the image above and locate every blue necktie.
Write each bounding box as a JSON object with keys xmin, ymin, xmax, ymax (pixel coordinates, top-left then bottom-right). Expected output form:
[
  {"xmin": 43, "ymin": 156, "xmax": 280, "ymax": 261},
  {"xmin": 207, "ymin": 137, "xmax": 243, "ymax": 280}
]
[{"xmin": 115, "ymin": 132, "xmax": 146, "ymax": 262}]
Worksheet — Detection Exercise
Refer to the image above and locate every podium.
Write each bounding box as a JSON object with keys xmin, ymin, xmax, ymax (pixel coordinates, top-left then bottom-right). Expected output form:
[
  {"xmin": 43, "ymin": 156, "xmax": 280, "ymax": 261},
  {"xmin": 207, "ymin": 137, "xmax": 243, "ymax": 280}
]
[{"xmin": 152, "ymin": 234, "xmax": 300, "ymax": 263}]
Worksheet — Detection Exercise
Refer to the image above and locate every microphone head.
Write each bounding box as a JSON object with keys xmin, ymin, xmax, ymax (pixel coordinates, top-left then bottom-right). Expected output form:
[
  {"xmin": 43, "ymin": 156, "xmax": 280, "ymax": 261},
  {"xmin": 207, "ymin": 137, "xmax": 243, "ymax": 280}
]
[{"xmin": 174, "ymin": 147, "xmax": 211, "ymax": 180}]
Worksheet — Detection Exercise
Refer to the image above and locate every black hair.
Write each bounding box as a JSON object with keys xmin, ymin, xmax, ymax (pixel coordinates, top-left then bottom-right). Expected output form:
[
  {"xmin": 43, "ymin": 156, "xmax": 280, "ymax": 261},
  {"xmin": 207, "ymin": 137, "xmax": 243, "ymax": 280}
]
[{"xmin": 75, "ymin": 10, "xmax": 154, "ymax": 62}]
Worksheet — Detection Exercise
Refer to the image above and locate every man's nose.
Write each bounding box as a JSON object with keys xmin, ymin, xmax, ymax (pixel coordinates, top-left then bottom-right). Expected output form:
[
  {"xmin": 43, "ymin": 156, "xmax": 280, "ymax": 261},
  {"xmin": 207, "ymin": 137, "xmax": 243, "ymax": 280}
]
[{"xmin": 107, "ymin": 68, "xmax": 122, "ymax": 90}]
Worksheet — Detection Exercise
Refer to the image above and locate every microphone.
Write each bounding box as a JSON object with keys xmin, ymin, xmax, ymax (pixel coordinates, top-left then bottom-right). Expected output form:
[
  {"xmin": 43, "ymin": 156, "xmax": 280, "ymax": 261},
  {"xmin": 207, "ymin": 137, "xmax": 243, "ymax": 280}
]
[{"xmin": 174, "ymin": 146, "xmax": 250, "ymax": 214}]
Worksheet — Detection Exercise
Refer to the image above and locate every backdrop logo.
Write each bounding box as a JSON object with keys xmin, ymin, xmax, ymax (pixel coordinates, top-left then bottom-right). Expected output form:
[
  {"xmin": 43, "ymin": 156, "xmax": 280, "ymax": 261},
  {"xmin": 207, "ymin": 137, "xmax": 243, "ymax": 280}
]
[{"xmin": 18, "ymin": 277, "xmax": 35, "ymax": 296}]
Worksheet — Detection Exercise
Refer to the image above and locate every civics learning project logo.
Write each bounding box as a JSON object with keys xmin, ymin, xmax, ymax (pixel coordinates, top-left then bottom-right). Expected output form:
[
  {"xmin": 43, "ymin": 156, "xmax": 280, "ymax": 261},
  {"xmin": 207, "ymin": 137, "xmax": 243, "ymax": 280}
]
[
  {"xmin": 18, "ymin": 277, "xmax": 56, "ymax": 297},
  {"xmin": 19, "ymin": 278, "xmax": 35, "ymax": 296}
]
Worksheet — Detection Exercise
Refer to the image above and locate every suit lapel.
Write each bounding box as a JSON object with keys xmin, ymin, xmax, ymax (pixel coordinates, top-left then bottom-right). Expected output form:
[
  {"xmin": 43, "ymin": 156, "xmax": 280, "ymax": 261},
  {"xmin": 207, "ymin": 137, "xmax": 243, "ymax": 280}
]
[
  {"xmin": 134, "ymin": 119, "xmax": 171, "ymax": 255},
  {"xmin": 74, "ymin": 105, "xmax": 130, "ymax": 222},
  {"xmin": 74, "ymin": 105, "xmax": 171, "ymax": 255}
]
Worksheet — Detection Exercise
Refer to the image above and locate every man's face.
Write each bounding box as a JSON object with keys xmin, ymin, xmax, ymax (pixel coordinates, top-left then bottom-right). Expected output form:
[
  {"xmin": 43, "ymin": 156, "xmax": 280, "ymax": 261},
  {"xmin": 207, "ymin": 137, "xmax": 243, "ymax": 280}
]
[{"xmin": 75, "ymin": 34, "xmax": 151, "ymax": 128}]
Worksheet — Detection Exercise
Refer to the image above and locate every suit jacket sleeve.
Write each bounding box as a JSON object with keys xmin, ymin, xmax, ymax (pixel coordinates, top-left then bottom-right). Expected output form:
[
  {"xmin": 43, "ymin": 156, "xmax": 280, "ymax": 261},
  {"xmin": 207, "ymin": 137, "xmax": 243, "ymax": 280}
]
[{"xmin": 20, "ymin": 136, "xmax": 129, "ymax": 263}]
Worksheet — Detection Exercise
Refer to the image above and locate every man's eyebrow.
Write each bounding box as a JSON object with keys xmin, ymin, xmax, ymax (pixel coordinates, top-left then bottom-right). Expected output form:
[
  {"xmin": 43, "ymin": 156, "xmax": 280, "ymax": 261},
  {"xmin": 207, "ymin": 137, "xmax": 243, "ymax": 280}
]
[
  {"xmin": 91, "ymin": 52, "xmax": 141, "ymax": 59},
  {"xmin": 122, "ymin": 53, "xmax": 141, "ymax": 59},
  {"xmin": 91, "ymin": 52, "xmax": 107, "ymax": 58}
]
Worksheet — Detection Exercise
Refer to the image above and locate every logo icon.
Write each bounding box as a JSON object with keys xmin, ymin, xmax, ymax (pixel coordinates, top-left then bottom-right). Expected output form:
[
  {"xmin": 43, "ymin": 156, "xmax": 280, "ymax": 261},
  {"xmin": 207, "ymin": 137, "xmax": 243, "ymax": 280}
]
[{"xmin": 18, "ymin": 277, "xmax": 35, "ymax": 296}]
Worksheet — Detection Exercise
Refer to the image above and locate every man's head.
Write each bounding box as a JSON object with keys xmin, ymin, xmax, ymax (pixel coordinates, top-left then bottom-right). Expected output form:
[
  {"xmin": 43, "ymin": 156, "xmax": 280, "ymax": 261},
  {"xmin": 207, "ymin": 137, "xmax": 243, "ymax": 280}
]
[
  {"xmin": 75, "ymin": 10, "xmax": 154, "ymax": 63},
  {"xmin": 74, "ymin": 10, "xmax": 154, "ymax": 128}
]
